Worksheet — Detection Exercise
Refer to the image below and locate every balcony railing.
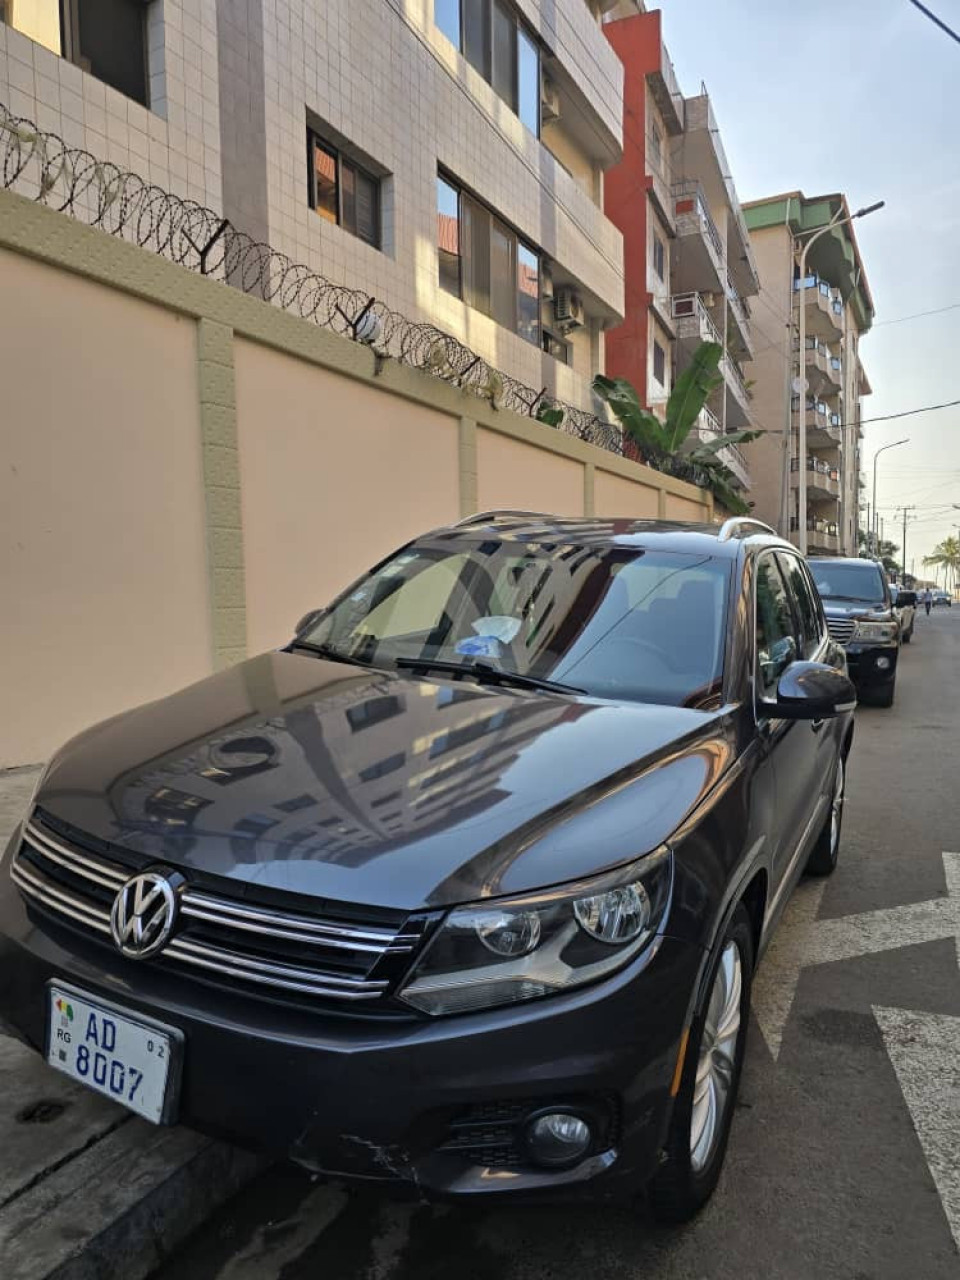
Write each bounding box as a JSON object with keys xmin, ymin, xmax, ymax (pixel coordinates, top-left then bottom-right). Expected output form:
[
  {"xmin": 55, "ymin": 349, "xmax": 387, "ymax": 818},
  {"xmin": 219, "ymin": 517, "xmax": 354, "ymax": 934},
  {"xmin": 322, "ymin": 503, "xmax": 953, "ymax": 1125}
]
[
  {"xmin": 790, "ymin": 517, "xmax": 839, "ymax": 538},
  {"xmin": 791, "ymin": 457, "xmax": 840, "ymax": 482},
  {"xmin": 672, "ymin": 180, "xmax": 724, "ymax": 262},
  {"xmin": 672, "ymin": 292, "xmax": 723, "ymax": 346},
  {"xmin": 727, "ymin": 275, "xmax": 751, "ymax": 328},
  {"xmin": 793, "ymin": 275, "xmax": 844, "ymax": 316}
]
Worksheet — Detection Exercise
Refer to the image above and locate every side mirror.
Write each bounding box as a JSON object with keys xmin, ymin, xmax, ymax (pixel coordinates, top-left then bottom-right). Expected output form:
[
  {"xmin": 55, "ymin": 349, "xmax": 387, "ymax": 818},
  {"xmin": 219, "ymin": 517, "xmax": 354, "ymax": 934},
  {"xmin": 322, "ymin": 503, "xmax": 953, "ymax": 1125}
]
[
  {"xmin": 897, "ymin": 591, "xmax": 917, "ymax": 607},
  {"xmin": 294, "ymin": 608, "xmax": 324, "ymax": 636},
  {"xmin": 772, "ymin": 661, "xmax": 857, "ymax": 721}
]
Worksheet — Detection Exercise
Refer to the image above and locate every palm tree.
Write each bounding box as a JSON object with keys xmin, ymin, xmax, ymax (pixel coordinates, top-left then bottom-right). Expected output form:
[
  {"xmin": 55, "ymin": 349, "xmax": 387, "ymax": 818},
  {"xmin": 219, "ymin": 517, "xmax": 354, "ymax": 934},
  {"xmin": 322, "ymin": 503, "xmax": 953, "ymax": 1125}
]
[
  {"xmin": 592, "ymin": 343, "xmax": 762, "ymax": 516},
  {"xmin": 923, "ymin": 535, "xmax": 960, "ymax": 594}
]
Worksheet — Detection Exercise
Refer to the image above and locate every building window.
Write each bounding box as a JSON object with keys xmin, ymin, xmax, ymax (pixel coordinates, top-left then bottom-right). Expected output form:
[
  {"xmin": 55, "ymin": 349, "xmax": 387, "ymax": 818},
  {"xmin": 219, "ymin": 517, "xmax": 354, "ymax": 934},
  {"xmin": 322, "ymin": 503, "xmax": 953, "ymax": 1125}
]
[
  {"xmin": 308, "ymin": 130, "xmax": 380, "ymax": 249},
  {"xmin": 2, "ymin": 0, "xmax": 148, "ymax": 105},
  {"xmin": 653, "ymin": 234, "xmax": 665, "ymax": 282},
  {"xmin": 542, "ymin": 329, "xmax": 569, "ymax": 363},
  {"xmin": 434, "ymin": 0, "xmax": 541, "ymax": 137},
  {"xmin": 437, "ymin": 171, "xmax": 540, "ymax": 346},
  {"xmin": 653, "ymin": 340, "xmax": 666, "ymax": 387},
  {"xmin": 650, "ymin": 121, "xmax": 662, "ymax": 171}
]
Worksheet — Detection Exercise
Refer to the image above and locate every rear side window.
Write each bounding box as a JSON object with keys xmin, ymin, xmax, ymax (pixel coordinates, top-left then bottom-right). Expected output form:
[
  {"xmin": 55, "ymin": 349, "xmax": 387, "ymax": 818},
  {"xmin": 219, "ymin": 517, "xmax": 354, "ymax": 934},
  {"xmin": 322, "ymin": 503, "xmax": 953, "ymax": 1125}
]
[{"xmin": 776, "ymin": 553, "xmax": 824, "ymax": 660}]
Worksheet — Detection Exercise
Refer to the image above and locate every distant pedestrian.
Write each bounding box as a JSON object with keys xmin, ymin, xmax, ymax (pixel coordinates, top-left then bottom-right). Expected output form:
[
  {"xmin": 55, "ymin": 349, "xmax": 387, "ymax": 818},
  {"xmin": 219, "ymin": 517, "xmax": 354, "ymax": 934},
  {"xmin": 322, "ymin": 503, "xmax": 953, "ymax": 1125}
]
[{"xmin": 922, "ymin": 588, "xmax": 933, "ymax": 616}]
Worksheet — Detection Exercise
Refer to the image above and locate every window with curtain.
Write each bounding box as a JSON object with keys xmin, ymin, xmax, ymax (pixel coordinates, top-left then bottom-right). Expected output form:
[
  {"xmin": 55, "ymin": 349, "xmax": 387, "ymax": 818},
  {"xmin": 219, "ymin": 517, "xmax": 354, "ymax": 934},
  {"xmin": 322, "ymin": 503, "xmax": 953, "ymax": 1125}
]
[
  {"xmin": 438, "ymin": 172, "xmax": 540, "ymax": 347},
  {"xmin": 308, "ymin": 131, "xmax": 381, "ymax": 249},
  {"xmin": 435, "ymin": 0, "xmax": 541, "ymax": 137}
]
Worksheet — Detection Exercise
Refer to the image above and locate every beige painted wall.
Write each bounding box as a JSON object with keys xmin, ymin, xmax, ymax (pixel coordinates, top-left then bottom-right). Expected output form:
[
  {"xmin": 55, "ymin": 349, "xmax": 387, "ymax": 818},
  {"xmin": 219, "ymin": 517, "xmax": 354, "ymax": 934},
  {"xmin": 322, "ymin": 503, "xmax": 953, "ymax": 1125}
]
[
  {"xmin": 664, "ymin": 493, "xmax": 708, "ymax": 521},
  {"xmin": 476, "ymin": 430, "xmax": 585, "ymax": 517},
  {"xmin": 0, "ymin": 249, "xmax": 212, "ymax": 766},
  {"xmin": 234, "ymin": 340, "xmax": 461, "ymax": 654},
  {"xmin": 594, "ymin": 470, "xmax": 660, "ymax": 518}
]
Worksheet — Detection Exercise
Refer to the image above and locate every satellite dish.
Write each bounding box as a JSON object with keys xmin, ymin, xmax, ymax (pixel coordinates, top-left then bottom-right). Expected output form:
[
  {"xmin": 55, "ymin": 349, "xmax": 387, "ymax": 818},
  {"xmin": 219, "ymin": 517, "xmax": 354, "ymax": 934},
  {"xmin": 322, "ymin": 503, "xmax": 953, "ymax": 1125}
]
[{"xmin": 791, "ymin": 376, "xmax": 808, "ymax": 395}]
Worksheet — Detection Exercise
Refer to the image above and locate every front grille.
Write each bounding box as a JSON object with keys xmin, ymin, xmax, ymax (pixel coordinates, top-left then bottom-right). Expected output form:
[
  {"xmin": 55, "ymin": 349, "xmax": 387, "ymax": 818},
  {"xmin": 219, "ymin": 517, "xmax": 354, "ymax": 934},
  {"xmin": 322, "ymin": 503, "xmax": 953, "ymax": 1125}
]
[
  {"xmin": 826, "ymin": 617, "xmax": 856, "ymax": 645},
  {"xmin": 10, "ymin": 814, "xmax": 425, "ymax": 1006}
]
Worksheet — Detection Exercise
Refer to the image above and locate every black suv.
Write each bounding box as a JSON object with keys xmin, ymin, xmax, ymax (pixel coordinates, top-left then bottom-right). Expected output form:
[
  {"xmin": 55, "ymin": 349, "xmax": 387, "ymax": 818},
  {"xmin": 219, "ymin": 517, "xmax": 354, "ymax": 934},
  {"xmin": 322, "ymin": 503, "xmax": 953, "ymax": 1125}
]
[
  {"xmin": 0, "ymin": 515, "xmax": 855, "ymax": 1221},
  {"xmin": 808, "ymin": 557, "xmax": 901, "ymax": 707}
]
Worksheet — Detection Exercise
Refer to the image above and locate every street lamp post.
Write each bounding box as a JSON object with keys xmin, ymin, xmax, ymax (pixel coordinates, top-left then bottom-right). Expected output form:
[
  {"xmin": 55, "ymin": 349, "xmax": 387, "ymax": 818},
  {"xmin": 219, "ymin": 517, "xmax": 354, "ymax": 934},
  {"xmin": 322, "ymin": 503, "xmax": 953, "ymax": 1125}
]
[
  {"xmin": 794, "ymin": 200, "xmax": 884, "ymax": 554},
  {"xmin": 871, "ymin": 437, "xmax": 909, "ymax": 556}
]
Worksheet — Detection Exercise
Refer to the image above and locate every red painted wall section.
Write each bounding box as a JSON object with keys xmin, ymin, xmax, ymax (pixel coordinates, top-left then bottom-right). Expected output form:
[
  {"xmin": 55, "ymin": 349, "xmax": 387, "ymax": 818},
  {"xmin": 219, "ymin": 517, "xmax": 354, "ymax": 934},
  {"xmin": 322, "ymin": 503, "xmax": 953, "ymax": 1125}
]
[{"xmin": 603, "ymin": 12, "xmax": 663, "ymax": 409}]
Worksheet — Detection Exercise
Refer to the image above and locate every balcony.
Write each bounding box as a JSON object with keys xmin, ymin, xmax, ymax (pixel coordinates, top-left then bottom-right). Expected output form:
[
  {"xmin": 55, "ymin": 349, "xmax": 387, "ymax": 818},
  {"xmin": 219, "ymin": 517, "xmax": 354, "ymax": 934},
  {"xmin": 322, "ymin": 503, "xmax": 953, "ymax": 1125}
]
[
  {"xmin": 794, "ymin": 397, "xmax": 842, "ymax": 448},
  {"xmin": 794, "ymin": 275, "xmax": 844, "ymax": 340},
  {"xmin": 684, "ymin": 406, "xmax": 751, "ymax": 490},
  {"xmin": 791, "ymin": 516, "xmax": 840, "ymax": 554},
  {"xmin": 791, "ymin": 456, "xmax": 840, "ymax": 502},
  {"xmin": 722, "ymin": 352, "xmax": 753, "ymax": 429},
  {"xmin": 796, "ymin": 338, "xmax": 842, "ymax": 395},
  {"xmin": 672, "ymin": 180, "xmax": 724, "ymax": 294},
  {"xmin": 672, "ymin": 292, "xmax": 722, "ymax": 349},
  {"xmin": 726, "ymin": 275, "xmax": 753, "ymax": 359}
]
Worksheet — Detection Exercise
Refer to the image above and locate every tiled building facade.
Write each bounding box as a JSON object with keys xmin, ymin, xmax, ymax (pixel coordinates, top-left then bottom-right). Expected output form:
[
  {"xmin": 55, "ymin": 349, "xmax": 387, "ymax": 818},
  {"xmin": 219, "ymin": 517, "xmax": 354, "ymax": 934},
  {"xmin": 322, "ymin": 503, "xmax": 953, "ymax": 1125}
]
[{"xmin": 0, "ymin": 0, "xmax": 628, "ymax": 415}]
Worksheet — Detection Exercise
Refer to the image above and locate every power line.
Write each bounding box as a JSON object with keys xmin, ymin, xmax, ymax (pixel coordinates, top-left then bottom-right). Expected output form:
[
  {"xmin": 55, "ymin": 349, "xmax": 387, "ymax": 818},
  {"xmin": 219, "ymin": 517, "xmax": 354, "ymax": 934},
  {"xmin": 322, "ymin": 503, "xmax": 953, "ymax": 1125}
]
[
  {"xmin": 860, "ymin": 397, "xmax": 960, "ymax": 425},
  {"xmin": 873, "ymin": 301, "xmax": 960, "ymax": 327},
  {"xmin": 906, "ymin": 0, "xmax": 960, "ymax": 46}
]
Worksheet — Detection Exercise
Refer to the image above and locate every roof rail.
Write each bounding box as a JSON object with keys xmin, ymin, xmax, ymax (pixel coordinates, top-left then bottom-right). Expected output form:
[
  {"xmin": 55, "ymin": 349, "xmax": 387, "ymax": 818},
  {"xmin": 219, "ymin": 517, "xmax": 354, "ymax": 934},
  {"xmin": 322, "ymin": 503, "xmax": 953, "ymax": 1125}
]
[
  {"xmin": 716, "ymin": 517, "xmax": 778, "ymax": 543},
  {"xmin": 455, "ymin": 509, "xmax": 550, "ymax": 527}
]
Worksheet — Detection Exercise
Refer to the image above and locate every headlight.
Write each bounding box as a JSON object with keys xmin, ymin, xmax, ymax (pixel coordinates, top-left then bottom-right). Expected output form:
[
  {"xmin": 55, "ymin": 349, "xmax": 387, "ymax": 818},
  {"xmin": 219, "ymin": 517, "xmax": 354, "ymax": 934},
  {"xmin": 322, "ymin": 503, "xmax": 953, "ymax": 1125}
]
[
  {"xmin": 854, "ymin": 621, "xmax": 897, "ymax": 641},
  {"xmin": 398, "ymin": 848, "xmax": 672, "ymax": 1016}
]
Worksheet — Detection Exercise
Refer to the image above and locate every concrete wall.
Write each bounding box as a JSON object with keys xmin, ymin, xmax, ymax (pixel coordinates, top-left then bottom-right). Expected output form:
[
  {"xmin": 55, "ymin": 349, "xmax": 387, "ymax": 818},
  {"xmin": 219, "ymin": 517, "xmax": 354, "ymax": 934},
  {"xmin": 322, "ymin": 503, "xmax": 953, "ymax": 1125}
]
[{"xmin": 0, "ymin": 189, "xmax": 711, "ymax": 766}]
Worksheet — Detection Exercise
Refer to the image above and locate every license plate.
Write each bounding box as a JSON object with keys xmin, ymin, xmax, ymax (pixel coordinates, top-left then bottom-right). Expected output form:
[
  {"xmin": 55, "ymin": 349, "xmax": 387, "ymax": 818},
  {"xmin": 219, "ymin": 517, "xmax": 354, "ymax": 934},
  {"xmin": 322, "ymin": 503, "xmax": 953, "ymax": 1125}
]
[{"xmin": 46, "ymin": 985, "xmax": 180, "ymax": 1124}]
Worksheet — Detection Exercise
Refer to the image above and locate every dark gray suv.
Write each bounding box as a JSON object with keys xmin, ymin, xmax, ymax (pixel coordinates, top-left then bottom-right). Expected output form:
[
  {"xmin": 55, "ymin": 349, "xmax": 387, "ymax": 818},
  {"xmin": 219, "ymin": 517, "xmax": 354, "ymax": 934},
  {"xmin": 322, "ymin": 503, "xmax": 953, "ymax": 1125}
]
[{"xmin": 0, "ymin": 515, "xmax": 855, "ymax": 1221}]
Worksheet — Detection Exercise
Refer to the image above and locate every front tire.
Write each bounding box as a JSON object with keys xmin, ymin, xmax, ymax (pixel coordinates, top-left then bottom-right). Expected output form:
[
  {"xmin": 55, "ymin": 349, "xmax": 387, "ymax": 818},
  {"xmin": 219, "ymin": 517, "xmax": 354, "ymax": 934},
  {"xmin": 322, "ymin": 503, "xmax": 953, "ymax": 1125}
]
[
  {"xmin": 806, "ymin": 753, "xmax": 845, "ymax": 876},
  {"xmin": 649, "ymin": 904, "xmax": 754, "ymax": 1223},
  {"xmin": 873, "ymin": 680, "xmax": 896, "ymax": 708}
]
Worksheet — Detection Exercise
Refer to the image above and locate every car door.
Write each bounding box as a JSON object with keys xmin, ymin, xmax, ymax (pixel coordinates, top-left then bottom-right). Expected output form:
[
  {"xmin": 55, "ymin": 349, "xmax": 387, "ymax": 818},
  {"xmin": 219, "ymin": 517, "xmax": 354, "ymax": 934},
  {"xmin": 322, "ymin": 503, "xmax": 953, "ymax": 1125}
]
[{"xmin": 754, "ymin": 552, "xmax": 825, "ymax": 894}]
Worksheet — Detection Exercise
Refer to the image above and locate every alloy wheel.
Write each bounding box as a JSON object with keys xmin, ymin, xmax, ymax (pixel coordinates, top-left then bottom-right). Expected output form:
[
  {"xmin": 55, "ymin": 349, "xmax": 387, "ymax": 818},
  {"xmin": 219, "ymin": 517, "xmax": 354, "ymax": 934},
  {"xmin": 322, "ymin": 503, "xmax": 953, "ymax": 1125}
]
[{"xmin": 690, "ymin": 940, "xmax": 743, "ymax": 1172}]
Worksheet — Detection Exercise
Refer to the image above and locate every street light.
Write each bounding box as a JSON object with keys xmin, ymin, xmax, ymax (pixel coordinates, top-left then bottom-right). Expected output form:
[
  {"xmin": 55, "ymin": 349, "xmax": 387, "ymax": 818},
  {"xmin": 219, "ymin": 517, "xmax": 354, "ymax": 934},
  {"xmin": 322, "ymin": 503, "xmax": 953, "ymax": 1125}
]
[
  {"xmin": 871, "ymin": 438, "xmax": 909, "ymax": 556},
  {"xmin": 793, "ymin": 200, "xmax": 885, "ymax": 553}
]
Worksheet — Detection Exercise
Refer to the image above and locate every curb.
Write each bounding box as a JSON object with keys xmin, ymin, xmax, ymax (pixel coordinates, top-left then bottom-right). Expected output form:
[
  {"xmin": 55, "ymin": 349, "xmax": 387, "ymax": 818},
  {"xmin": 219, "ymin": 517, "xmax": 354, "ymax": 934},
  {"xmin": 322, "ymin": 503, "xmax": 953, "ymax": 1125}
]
[{"xmin": 0, "ymin": 1106, "xmax": 264, "ymax": 1280}]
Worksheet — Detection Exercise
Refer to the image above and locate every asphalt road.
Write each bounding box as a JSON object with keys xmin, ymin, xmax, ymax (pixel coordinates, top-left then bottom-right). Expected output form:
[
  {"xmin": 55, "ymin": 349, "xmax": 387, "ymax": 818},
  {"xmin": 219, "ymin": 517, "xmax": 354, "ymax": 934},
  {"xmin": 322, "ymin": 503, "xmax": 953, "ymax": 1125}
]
[{"xmin": 152, "ymin": 605, "xmax": 960, "ymax": 1280}]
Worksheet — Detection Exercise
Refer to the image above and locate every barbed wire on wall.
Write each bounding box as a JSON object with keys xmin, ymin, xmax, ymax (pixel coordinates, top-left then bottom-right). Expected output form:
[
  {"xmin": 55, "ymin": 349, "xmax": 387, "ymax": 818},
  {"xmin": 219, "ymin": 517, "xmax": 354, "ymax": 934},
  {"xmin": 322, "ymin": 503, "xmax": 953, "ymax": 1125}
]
[{"xmin": 0, "ymin": 101, "xmax": 622, "ymax": 456}]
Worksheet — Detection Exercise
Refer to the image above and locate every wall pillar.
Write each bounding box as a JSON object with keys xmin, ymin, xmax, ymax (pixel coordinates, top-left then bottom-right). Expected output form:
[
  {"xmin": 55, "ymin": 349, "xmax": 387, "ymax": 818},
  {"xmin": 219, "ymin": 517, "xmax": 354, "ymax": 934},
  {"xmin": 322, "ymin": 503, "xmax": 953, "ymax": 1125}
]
[
  {"xmin": 459, "ymin": 416, "xmax": 478, "ymax": 517},
  {"xmin": 197, "ymin": 319, "xmax": 247, "ymax": 668},
  {"xmin": 583, "ymin": 462, "xmax": 595, "ymax": 517}
]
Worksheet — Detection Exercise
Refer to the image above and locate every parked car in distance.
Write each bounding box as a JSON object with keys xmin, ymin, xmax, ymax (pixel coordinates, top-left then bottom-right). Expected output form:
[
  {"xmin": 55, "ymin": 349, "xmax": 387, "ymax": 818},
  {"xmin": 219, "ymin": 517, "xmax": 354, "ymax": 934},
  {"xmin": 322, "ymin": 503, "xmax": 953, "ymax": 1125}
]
[
  {"xmin": 933, "ymin": 589, "xmax": 953, "ymax": 607},
  {"xmin": 889, "ymin": 584, "xmax": 917, "ymax": 643},
  {"xmin": 808, "ymin": 557, "xmax": 900, "ymax": 707},
  {"xmin": 0, "ymin": 515, "xmax": 855, "ymax": 1222}
]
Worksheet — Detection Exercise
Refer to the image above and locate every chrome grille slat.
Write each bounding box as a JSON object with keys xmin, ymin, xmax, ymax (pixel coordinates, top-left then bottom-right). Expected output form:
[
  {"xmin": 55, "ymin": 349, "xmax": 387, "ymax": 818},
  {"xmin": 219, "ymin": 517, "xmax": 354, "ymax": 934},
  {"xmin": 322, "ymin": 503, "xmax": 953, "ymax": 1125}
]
[
  {"xmin": 826, "ymin": 618, "xmax": 856, "ymax": 644},
  {"xmin": 180, "ymin": 891, "xmax": 411, "ymax": 952},
  {"xmin": 11, "ymin": 815, "xmax": 414, "ymax": 1004},
  {"xmin": 164, "ymin": 938, "xmax": 388, "ymax": 998},
  {"xmin": 10, "ymin": 861, "xmax": 112, "ymax": 935},
  {"xmin": 23, "ymin": 820, "xmax": 127, "ymax": 890}
]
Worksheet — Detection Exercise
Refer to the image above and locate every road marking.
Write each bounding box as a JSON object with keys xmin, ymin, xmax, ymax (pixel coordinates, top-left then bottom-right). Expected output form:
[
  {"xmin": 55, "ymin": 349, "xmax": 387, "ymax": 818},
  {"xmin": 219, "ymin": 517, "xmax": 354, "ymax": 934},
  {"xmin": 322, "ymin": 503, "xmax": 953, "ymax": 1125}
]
[
  {"xmin": 874, "ymin": 1006, "xmax": 960, "ymax": 1253},
  {"xmin": 753, "ymin": 851, "xmax": 960, "ymax": 1061}
]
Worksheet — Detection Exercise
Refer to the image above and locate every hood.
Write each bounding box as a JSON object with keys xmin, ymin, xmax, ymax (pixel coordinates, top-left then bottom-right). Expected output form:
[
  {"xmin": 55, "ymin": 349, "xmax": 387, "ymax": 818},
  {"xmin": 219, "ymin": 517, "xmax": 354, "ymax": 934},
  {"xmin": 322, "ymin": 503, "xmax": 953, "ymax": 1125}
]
[
  {"xmin": 821, "ymin": 598, "xmax": 892, "ymax": 620},
  {"xmin": 36, "ymin": 653, "xmax": 734, "ymax": 911}
]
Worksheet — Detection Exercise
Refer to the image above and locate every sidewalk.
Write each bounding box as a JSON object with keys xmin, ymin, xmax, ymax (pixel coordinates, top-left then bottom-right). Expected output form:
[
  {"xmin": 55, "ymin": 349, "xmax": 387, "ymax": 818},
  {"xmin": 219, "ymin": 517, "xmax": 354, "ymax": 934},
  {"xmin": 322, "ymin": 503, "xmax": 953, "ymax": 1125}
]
[{"xmin": 0, "ymin": 768, "xmax": 263, "ymax": 1280}]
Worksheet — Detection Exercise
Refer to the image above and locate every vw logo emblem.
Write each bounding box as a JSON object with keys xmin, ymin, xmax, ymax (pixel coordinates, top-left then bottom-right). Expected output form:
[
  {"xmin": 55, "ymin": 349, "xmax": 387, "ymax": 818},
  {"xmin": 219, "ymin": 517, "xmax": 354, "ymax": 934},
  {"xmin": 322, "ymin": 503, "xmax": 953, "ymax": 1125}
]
[{"xmin": 110, "ymin": 870, "xmax": 180, "ymax": 959}]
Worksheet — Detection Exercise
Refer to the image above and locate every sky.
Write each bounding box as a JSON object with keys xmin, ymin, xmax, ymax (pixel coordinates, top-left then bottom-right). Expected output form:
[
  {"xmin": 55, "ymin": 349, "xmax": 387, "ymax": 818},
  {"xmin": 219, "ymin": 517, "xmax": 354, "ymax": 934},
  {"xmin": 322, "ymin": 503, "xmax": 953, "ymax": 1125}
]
[{"xmin": 656, "ymin": 0, "xmax": 959, "ymax": 574}]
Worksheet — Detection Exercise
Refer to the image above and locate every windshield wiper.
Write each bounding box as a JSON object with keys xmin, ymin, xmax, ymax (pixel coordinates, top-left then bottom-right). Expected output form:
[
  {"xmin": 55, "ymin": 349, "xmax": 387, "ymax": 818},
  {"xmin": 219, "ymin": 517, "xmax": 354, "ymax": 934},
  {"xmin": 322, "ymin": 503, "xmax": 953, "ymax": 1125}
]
[
  {"xmin": 289, "ymin": 640, "xmax": 371, "ymax": 668},
  {"xmin": 394, "ymin": 656, "xmax": 583, "ymax": 696}
]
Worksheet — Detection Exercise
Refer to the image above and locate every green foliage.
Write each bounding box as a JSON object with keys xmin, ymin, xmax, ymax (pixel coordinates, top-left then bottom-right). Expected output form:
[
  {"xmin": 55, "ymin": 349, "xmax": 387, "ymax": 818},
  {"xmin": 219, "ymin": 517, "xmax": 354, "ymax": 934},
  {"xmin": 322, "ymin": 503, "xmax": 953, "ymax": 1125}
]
[
  {"xmin": 535, "ymin": 403, "xmax": 565, "ymax": 428},
  {"xmin": 592, "ymin": 343, "xmax": 760, "ymax": 516}
]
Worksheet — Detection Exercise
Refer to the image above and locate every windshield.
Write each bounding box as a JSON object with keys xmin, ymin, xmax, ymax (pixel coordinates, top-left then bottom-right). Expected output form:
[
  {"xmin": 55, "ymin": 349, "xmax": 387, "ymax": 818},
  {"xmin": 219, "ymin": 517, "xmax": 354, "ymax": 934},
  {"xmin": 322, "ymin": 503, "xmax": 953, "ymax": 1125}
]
[
  {"xmin": 808, "ymin": 560, "xmax": 886, "ymax": 605},
  {"xmin": 302, "ymin": 537, "xmax": 731, "ymax": 708}
]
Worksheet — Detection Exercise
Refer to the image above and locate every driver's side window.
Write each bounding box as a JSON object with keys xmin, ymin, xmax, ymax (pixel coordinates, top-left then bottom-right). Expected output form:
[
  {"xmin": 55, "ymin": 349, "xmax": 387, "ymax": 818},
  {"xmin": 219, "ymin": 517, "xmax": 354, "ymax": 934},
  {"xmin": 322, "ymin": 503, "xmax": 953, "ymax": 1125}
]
[{"xmin": 756, "ymin": 556, "xmax": 800, "ymax": 700}]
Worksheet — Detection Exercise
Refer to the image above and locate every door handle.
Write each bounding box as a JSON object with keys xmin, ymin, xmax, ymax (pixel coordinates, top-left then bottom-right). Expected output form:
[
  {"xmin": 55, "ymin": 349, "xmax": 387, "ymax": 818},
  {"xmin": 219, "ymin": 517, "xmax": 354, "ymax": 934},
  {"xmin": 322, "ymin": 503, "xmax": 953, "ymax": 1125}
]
[{"xmin": 811, "ymin": 719, "xmax": 825, "ymax": 733}]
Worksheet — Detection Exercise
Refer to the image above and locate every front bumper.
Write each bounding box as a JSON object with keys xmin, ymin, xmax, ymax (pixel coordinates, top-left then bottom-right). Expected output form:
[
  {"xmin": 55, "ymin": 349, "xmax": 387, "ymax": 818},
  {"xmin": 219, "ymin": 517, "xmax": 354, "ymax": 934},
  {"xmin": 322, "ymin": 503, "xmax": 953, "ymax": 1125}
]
[
  {"xmin": 0, "ymin": 867, "xmax": 702, "ymax": 1201},
  {"xmin": 843, "ymin": 641, "xmax": 898, "ymax": 690}
]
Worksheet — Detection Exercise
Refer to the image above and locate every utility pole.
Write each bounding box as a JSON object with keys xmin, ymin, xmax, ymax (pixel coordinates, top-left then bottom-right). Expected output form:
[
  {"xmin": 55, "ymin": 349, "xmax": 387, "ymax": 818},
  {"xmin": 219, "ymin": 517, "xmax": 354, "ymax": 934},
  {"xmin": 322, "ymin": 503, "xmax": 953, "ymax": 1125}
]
[
  {"xmin": 897, "ymin": 505, "xmax": 916, "ymax": 582},
  {"xmin": 871, "ymin": 438, "xmax": 909, "ymax": 555}
]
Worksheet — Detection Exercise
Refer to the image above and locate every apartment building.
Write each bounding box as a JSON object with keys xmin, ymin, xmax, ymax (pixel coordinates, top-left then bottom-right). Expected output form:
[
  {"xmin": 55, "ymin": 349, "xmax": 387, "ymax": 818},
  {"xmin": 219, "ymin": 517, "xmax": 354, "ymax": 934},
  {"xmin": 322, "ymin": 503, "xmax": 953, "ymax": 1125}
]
[
  {"xmin": 0, "ymin": 0, "xmax": 626, "ymax": 415},
  {"xmin": 741, "ymin": 193, "xmax": 875, "ymax": 556},
  {"xmin": 602, "ymin": 7, "xmax": 759, "ymax": 494}
]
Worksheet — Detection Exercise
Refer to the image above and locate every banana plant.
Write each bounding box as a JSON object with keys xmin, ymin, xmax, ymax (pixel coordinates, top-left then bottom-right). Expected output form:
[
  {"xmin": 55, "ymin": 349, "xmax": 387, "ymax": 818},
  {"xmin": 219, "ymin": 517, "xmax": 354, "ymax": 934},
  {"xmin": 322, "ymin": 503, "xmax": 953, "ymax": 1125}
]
[{"xmin": 592, "ymin": 342, "xmax": 762, "ymax": 515}]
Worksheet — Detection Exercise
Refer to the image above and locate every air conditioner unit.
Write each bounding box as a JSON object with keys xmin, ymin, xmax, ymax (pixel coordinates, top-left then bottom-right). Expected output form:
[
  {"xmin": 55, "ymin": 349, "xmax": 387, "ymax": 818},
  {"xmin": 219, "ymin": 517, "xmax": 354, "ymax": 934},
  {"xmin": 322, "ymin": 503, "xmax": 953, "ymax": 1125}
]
[
  {"xmin": 554, "ymin": 287, "xmax": 584, "ymax": 330},
  {"xmin": 541, "ymin": 80, "xmax": 561, "ymax": 123}
]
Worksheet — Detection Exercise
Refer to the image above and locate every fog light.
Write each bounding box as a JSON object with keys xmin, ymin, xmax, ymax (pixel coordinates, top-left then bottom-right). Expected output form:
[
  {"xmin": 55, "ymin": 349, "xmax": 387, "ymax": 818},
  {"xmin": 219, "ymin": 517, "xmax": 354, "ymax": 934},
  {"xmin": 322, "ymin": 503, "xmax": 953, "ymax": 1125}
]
[
  {"xmin": 876, "ymin": 655, "xmax": 891, "ymax": 670},
  {"xmin": 525, "ymin": 1112, "xmax": 592, "ymax": 1168}
]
